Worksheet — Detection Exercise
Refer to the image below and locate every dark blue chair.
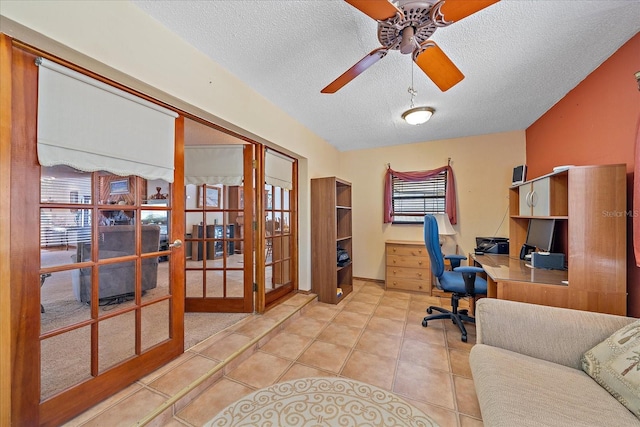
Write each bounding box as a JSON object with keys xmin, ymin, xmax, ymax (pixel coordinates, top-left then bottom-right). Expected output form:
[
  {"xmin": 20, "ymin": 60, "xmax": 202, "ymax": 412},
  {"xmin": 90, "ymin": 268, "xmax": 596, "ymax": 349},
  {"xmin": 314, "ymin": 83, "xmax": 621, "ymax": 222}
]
[{"xmin": 422, "ymin": 214, "xmax": 487, "ymax": 342}]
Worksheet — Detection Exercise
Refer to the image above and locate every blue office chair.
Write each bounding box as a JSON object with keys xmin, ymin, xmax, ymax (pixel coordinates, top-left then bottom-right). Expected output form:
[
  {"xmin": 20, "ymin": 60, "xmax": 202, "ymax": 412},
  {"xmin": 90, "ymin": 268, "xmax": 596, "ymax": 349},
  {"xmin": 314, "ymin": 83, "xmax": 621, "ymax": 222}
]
[{"xmin": 422, "ymin": 214, "xmax": 487, "ymax": 342}]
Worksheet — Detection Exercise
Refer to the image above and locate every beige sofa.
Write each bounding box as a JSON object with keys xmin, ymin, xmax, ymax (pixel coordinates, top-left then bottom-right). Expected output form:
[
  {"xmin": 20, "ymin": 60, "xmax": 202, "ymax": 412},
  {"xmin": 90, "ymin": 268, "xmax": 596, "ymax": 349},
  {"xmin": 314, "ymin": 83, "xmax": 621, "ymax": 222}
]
[{"xmin": 470, "ymin": 298, "xmax": 640, "ymax": 426}]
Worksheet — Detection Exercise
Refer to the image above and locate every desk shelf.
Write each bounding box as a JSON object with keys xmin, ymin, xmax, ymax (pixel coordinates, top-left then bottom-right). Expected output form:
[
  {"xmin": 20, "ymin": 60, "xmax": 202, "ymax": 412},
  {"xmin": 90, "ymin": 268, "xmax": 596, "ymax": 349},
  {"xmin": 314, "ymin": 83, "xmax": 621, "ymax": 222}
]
[{"xmin": 507, "ymin": 164, "xmax": 627, "ymax": 315}]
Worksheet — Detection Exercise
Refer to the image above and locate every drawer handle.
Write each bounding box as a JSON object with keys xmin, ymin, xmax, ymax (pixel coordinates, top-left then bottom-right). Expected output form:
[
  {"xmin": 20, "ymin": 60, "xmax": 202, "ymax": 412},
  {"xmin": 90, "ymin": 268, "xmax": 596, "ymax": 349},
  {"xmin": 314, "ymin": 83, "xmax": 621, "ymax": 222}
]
[
  {"xmin": 393, "ymin": 259, "xmax": 396, "ymax": 264},
  {"xmin": 393, "ymin": 281, "xmax": 397, "ymax": 286},
  {"xmin": 393, "ymin": 270, "xmax": 397, "ymax": 274},
  {"xmin": 392, "ymin": 248, "xmax": 396, "ymax": 252},
  {"xmin": 418, "ymin": 261, "xmax": 423, "ymax": 265},
  {"xmin": 417, "ymin": 273, "xmax": 422, "ymax": 277}
]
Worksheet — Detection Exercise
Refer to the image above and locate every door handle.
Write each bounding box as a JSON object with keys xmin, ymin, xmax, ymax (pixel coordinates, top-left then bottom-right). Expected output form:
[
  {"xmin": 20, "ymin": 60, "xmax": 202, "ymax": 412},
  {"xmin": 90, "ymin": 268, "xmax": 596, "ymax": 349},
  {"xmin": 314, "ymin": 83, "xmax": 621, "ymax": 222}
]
[{"xmin": 169, "ymin": 239, "xmax": 183, "ymax": 248}]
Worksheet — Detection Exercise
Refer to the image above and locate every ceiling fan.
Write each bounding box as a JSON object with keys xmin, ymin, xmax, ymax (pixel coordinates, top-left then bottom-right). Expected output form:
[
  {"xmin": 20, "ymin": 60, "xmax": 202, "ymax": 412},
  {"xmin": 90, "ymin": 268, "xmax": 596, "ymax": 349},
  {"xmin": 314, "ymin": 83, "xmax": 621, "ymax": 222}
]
[{"xmin": 321, "ymin": 0, "xmax": 500, "ymax": 93}]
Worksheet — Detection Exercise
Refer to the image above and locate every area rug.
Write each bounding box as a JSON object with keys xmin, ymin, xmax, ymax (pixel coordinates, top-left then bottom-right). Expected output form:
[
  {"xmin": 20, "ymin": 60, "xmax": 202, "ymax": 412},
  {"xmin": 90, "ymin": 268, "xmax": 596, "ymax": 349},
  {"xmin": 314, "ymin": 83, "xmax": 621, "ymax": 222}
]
[{"xmin": 205, "ymin": 377, "xmax": 439, "ymax": 427}]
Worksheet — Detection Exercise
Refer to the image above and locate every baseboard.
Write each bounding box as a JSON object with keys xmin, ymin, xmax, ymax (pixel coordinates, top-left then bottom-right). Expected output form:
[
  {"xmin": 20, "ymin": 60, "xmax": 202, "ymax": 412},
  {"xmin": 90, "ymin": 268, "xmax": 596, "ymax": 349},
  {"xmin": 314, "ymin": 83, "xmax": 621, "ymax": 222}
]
[{"xmin": 353, "ymin": 276, "xmax": 384, "ymax": 284}]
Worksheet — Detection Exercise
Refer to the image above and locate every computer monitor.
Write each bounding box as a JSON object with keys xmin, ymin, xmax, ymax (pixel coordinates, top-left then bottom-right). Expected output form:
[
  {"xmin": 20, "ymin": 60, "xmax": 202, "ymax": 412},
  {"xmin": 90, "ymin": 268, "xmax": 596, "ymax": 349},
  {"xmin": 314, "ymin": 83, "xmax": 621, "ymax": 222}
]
[{"xmin": 525, "ymin": 218, "xmax": 556, "ymax": 252}]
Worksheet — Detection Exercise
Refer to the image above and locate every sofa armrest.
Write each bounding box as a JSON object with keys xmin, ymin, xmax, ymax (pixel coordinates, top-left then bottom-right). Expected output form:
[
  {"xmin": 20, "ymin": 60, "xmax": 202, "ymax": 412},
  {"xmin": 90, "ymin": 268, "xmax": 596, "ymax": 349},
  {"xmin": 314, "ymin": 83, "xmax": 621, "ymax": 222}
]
[{"xmin": 475, "ymin": 298, "xmax": 635, "ymax": 369}]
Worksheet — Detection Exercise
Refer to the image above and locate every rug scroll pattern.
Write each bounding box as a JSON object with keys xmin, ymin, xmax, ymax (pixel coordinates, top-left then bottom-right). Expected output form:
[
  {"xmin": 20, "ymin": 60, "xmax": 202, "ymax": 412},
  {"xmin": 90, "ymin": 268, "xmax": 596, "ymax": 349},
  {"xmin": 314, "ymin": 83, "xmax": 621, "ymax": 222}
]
[{"xmin": 205, "ymin": 377, "xmax": 439, "ymax": 427}]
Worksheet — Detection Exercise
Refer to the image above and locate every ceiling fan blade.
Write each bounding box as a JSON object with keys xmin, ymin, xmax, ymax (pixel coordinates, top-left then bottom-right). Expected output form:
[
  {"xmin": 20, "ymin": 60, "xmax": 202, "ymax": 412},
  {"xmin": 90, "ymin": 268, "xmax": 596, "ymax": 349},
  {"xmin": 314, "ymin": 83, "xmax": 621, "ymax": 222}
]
[
  {"xmin": 321, "ymin": 48, "xmax": 388, "ymax": 94},
  {"xmin": 438, "ymin": 0, "xmax": 500, "ymax": 23},
  {"xmin": 414, "ymin": 42, "xmax": 464, "ymax": 92},
  {"xmin": 344, "ymin": 0, "xmax": 402, "ymax": 21}
]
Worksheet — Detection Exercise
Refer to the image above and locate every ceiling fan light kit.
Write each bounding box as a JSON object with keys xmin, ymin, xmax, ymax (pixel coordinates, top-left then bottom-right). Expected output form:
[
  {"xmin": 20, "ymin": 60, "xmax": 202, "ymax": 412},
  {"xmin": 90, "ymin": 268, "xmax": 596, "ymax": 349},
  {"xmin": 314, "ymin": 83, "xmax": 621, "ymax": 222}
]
[
  {"xmin": 321, "ymin": 0, "xmax": 500, "ymax": 94},
  {"xmin": 402, "ymin": 106, "xmax": 435, "ymax": 125}
]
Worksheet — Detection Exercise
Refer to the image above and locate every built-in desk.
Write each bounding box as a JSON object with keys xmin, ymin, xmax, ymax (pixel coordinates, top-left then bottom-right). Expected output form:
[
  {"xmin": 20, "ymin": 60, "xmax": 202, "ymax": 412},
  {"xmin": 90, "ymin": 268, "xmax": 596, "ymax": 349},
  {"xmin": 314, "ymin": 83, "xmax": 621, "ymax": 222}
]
[{"xmin": 472, "ymin": 253, "xmax": 569, "ymax": 309}]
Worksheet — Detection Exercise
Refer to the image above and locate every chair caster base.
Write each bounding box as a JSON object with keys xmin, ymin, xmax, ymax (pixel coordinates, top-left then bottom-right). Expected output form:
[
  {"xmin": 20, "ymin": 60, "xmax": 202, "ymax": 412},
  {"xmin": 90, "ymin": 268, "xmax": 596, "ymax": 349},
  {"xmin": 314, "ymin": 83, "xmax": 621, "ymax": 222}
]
[
  {"xmin": 461, "ymin": 335, "xmax": 468, "ymax": 343},
  {"xmin": 422, "ymin": 319, "xmax": 428, "ymax": 327},
  {"xmin": 426, "ymin": 308, "xmax": 433, "ymax": 314}
]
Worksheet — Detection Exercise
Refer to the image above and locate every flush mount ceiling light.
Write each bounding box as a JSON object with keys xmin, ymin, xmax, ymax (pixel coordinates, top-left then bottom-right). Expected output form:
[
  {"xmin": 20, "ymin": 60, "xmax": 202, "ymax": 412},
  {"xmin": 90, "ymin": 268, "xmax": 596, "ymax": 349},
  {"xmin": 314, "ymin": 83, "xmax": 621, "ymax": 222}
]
[
  {"xmin": 402, "ymin": 69, "xmax": 434, "ymax": 125},
  {"xmin": 402, "ymin": 106, "xmax": 435, "ymax": 125}
]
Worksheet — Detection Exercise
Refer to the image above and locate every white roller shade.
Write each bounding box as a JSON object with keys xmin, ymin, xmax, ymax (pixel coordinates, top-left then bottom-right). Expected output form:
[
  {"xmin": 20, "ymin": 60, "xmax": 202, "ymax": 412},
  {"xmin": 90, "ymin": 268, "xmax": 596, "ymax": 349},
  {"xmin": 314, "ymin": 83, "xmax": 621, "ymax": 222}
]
[
  {"xmin": 36, "ymin": 58, "xmax": 178, "ymax": 182},
  {"xmin": 184, "ymin": 145, "xmax": 244, "ymax": 186},
  {"xmin": 265, "ymin": 149, "xmax": 293, "ymax": 190}
]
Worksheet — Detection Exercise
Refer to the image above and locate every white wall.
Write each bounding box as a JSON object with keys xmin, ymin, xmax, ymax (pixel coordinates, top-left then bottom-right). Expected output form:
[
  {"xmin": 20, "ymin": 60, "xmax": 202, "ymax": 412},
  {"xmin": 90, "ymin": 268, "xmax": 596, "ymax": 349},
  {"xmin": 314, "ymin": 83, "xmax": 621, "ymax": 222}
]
[{"xmin": 340, "ymin": 130, "xmax": 526, "ymax": 280}]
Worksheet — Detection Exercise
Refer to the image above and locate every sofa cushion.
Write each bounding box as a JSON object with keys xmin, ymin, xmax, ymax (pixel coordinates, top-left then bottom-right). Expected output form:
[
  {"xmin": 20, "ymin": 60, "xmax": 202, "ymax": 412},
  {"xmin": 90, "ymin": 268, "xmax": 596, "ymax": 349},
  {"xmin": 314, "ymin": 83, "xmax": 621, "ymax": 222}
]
[
  {"xmin": 470, "ymin": 344, "xmax": 639, "ymax": 427},
  {"xmin": 582, "ymin": 318, "xmax": 640, "ymax": 419}
]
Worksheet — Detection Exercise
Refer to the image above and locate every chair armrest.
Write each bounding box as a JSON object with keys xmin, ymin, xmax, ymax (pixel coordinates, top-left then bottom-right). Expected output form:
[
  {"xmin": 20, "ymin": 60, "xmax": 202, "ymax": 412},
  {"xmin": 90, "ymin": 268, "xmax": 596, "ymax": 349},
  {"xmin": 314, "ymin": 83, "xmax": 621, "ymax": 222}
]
[
  {"xmin": 475, "ymin": 298, "xmax": 635, "ymax": 369},
  {"xmin": 452, "ymin": 266, "xmax": 483, "ymax": 274},
  {"xmin": 445, "ymin": 254, "xmax": 467, "ymax": 269}
]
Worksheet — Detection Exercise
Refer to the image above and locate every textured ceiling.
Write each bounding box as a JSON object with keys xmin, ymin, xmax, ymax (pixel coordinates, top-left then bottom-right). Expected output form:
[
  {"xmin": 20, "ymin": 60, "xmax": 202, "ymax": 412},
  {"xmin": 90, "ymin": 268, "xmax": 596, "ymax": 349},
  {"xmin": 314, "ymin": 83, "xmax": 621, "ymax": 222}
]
[{"xmin": 131, "ymin": 0, "xmax": 640, "ymax": 152}]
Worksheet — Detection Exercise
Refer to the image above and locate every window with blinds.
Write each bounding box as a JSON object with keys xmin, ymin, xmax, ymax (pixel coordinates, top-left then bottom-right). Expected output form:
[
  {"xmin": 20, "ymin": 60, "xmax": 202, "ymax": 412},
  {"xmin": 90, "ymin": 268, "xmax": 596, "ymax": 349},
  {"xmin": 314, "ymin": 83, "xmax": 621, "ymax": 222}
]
[{"xmin": 391, "ymin": 171, "xmax": 447, "ymax": 223}]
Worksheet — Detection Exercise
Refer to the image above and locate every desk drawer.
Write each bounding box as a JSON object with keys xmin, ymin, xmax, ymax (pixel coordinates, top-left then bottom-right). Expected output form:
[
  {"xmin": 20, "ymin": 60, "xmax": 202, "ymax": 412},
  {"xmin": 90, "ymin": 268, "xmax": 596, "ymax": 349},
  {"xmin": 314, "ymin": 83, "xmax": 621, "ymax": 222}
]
[
  {"xmin": 386, "ymin": 254, "xmax": 428, "ymax": 269},
  {"xmin": 386, "ymin": 266, "xmax": 428, "ymax": 281},
  {"xmin": 386, "ymin": 276, "xmax": 430, "ymax": 292},
  {"xmin": 386, "ymin": 244, "xmax": 427, "ymax": 258}
]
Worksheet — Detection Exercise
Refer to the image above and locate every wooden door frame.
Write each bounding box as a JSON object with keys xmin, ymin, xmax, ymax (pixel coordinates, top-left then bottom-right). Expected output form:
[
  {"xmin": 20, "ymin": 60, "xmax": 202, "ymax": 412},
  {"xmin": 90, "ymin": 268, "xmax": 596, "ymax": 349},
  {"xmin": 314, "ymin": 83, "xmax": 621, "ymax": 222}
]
[{"xmin": 0, "ymin": 34, "xmax": 14, "ymax": 427}]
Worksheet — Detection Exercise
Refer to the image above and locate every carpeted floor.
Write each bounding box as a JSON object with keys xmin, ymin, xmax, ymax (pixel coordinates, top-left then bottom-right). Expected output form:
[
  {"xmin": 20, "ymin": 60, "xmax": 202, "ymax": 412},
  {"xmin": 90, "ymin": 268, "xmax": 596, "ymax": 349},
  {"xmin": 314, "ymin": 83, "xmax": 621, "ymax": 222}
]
[
  {"xmin": 205, "ymin": 377, "xmax": 440, "ymax": 427},
  {"xmin": 40, "ymin": 248, "xmax": 250, "ymax": 399}
]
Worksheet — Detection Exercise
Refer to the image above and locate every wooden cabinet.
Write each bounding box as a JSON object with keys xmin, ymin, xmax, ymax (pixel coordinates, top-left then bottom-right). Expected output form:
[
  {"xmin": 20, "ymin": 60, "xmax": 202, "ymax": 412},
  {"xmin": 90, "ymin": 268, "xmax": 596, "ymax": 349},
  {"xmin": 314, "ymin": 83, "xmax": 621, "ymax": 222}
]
[
  {"xmin": 385, "ymin": 241, "xmax": 431, "ymax": 293},
  {"xmin": 311, "ymin": 177, "xmax": 352, "ymax": 304},
  {"xmin": 509, "ymin": 164, "xmax": 627, "ymax": 315},
  {"xmin": 518, "ymin": 176, "xmax": 568, "ymax": 216}
]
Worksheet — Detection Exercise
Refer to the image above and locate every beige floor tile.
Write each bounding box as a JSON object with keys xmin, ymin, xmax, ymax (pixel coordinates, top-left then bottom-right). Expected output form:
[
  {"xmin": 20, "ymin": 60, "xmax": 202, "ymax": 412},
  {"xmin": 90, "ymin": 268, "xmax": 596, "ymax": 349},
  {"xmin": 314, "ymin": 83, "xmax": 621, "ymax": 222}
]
[
  {"xmin": 262, "ymin": 303, "xmax": 297, "ymax": 321},
  {"xmin": 379, "ymin": 295, "xmax": 410, "ymax": 309},
  {"xmin": 404, "ymin": 322, "xmax": 447, "ymax": 345},
  {"xmin": 80, "ymin": 387, "xmax": 166, "ymax": 427},
  {"xmin": 394, "ymin": 360, "xmax": 455, "ymax": 410},
  {"xmin": 176, "ymin": 378, "xmax": 254, "ymax": 426},
  {"xmin": 226, "ymin": 351, "xmax": 292, "ymax": 389},
  {"xmin": 63, "ymin": 382, "xmax": 143, "ymax": 426},
  {"xmin": 300, "ymin": 303, "xmax": 340, "ymax": 321},
  {"xmin": 359, "ymin": 284, "xmax": 385, "ymax": 295},
  {"xmin": 350, "ymin": 292, "xmax": 383, "ymax": 305},
  {"xmin": 365, "ymin": 316, "xmax": 404, "ymax": 337},
  {"xmin": 400, "ymin": 339, "xmax": 450, "ymax": 372},
  {"xmin": 332, "ymin": 310, "xmax": 370, "ymax": 329},
  {"xmin": 340, "ymin": 350, "xmax": 396, "ymax": 390},
  {"xmin": 297, "ymin": 340, "xmax": 352, "ymax": 373},
  {"xmin": 316, "ymin": 323, "xmax": 362, "ymax": 347},
  {"xmin": 282, "ymin": 316, "xmax": 328, "ymax": 338},
  {"xmin": 454, "ymin": 375, "xmax": 482, "ymax": 419},
  {"xmin": 199, "ymin": 332, "xmax": 253, "ymax": 361},
  {"xmin": 382, "ymin": 290, "xmax": 411, "ymax": 300},
  {"xmin": 450, "ymin": 348, "xmax": 473, "ymax": 378},
  {"xmin": 68, "ymin": 281, "xmax": 482, "ymax": 426},
  {"xmin": 232, "ymin": 316, "xmax": 278, "ymax": 338},
  {"xmin": 342, "ymin": 300, "xmax": 377, "ymax": 315},
  {"xmin": 279, "ymin": 363, "xmax": 337, "ymax": 382},
  {"xmin": 355, "ymin": 329, "xmax": 402, "ymax": 358},
  {"xmin": 373, "ymin": 304, "xmax": 408, "ymax": 321},
  {"xmin": 260, "ymin": 332, "xmax": 313, "ymax": 360},
  {"xmin": 460, "ymin": 414, "xmax": 484, "ymax": 427},
  {"xmin": 149, "ymin": 354, "xmax": 220, "ymax": 396}
]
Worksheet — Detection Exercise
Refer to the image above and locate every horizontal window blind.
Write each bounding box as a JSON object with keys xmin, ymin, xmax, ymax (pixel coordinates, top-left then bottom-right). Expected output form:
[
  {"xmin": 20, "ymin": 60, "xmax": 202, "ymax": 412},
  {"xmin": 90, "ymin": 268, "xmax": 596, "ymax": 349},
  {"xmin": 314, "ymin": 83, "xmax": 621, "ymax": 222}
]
[{"xmin": 392, "ymin": 172, "xmax": 446, "ymax": 221}]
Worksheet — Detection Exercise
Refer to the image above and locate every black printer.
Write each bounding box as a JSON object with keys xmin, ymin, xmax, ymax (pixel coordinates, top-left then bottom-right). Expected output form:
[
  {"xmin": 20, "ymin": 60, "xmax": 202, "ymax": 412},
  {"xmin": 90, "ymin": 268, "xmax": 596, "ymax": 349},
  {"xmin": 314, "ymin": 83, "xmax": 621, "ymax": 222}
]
[{"xmin": 475, "ymin": 237, "xmax": 509, "ymax": 254}]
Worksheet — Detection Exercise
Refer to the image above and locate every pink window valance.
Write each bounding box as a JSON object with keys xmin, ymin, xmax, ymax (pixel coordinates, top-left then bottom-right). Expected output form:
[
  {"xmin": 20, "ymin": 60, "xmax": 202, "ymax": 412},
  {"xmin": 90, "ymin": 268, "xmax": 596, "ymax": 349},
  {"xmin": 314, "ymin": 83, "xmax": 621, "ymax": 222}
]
[{"xmin": 384, "ymin": 165, "xmax": 457, "ymax": 224}]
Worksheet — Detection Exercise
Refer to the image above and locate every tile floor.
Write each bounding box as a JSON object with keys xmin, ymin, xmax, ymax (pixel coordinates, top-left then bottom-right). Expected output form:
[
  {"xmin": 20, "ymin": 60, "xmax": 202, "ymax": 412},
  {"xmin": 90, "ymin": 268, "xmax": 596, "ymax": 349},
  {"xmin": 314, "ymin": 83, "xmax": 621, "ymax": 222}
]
[{"xmin": 65, "ymin": 280, "xmax": 482, "ymax": 427}]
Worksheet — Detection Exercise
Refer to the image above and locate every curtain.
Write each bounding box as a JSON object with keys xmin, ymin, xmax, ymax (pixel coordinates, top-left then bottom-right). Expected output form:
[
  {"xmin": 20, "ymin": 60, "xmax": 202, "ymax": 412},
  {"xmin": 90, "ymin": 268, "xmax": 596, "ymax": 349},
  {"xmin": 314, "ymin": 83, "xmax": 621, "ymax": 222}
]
[
  {"xmin": 184, "ymin": 145, "xmax": 244, "ymax": 186},
  {"xmin": 265, "ymin": 149, "xmax": 294, "ymax": 190},
  {"xmin": 36, "ymin": 58, "xmax": 178, "ymax": 182},
  {"xmin": 384, "ymin": 165, "xmax": 457, "ymax": 224}
]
